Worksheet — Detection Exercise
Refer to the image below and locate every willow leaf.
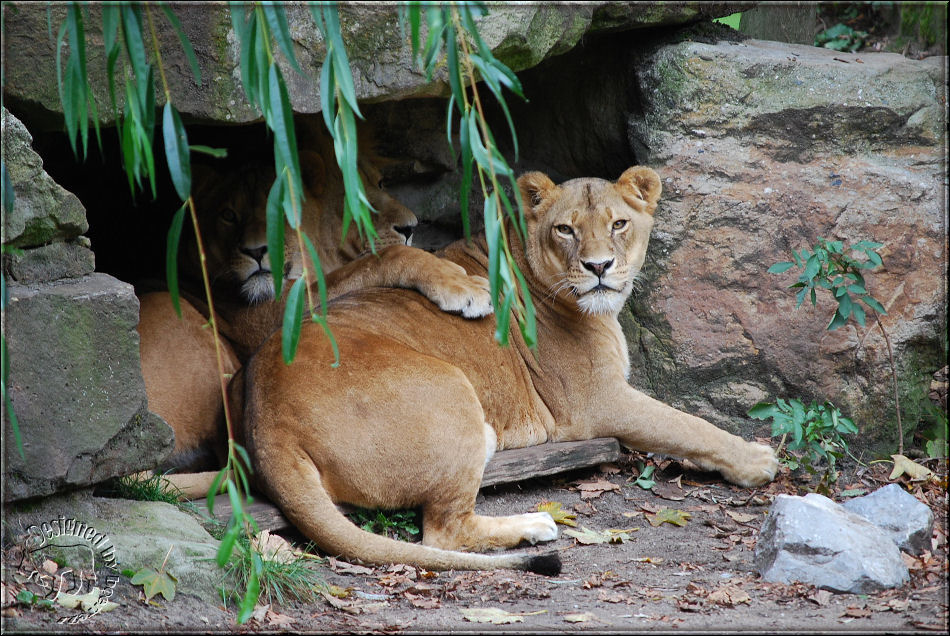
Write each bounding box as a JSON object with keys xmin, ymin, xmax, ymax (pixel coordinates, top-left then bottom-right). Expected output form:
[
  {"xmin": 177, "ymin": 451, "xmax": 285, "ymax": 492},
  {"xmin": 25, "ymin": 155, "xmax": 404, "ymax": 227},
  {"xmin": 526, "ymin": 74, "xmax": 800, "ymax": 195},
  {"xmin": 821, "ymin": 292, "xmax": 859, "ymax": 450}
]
[
  {"xmin": 282, "ymin": 277, "xmax": 307, "ymax": 364},
  {"xmin": 265, "ymin": 176, "xmax": 286, "ymax": 300},
  {"xmin": 162, "ymin": 103, "xmax": 191, "ymax": 201},
  {"xmin": 165, "ymin": 202, "xmax": 187, "ymax": 318},
  {"xmin": 160, "ymin": 2, "xmax": 202, "ymax": 85},
  {"xmin": 262, "ymin": 2, "xmax": 303, "ymax": 74}
]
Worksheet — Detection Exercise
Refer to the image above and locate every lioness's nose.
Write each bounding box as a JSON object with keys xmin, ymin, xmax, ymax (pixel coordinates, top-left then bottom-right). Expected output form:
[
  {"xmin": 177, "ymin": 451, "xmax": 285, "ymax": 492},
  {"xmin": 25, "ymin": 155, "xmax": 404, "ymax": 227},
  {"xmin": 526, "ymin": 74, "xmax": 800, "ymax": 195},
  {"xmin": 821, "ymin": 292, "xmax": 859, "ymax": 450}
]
[
  {"xmin": 394, "ymin": 225, "xmax": 414, "ymax": 242},
  {"xmin": 241, "ymin": 245, "xmax": 267, "ymax": 265},
  {"xmin": 582, "ymin": 259, "xmax": 613, "ymax": 277}
]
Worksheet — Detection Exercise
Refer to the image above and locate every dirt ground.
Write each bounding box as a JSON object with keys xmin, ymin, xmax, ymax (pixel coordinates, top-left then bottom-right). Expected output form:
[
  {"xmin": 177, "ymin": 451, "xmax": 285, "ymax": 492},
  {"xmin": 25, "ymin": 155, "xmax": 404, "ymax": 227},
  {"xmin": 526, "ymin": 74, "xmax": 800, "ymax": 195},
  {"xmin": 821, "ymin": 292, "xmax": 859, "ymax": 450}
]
[{"xmin": 2, "ymin": 448, "xmax": 947, "ymax": 634}]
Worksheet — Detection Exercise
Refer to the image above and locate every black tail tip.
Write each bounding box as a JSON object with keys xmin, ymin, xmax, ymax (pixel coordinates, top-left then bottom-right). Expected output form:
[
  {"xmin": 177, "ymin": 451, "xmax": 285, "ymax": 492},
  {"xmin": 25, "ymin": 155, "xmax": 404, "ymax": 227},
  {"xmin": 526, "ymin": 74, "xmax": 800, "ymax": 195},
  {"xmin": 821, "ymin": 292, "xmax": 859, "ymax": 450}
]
[{"xmin": 524, "ymin": 552, "xmax": 562, "ymax": 576}]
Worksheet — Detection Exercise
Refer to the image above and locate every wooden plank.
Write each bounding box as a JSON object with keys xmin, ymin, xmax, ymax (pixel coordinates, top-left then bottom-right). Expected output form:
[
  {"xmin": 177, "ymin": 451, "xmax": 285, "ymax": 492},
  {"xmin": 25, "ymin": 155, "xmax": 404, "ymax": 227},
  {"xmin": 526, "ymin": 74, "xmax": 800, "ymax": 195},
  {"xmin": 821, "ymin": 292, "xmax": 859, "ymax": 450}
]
[
  {"xmin": 481, "ymin": 437, "xmax": 621, "ymax": 487},
  {"xmin": 199, "ymin": 437, "xmax": 622, "ymax": 533}
]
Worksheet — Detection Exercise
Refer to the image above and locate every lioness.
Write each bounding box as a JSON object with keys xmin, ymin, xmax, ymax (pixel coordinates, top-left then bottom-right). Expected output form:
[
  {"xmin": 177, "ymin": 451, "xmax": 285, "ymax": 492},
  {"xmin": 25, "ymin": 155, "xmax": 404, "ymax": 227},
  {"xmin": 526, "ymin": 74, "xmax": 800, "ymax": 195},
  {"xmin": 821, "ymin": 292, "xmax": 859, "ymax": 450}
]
[
  {"xmin": 240, "ymin": 167, "xmax": 779, "ymax": 575},
  {"xmin": 139, "ymin": 145, "xmax": 491, "ymax": 475}
]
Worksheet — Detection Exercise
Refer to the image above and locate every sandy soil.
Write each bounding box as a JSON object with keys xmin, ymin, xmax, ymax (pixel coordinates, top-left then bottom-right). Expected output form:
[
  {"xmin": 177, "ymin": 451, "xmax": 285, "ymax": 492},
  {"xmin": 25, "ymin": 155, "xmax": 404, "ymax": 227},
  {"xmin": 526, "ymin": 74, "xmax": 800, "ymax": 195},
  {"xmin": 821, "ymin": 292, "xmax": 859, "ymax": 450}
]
[{"xmin": 3, "ymin": 451, "xmax": 947, "ymax": 634}]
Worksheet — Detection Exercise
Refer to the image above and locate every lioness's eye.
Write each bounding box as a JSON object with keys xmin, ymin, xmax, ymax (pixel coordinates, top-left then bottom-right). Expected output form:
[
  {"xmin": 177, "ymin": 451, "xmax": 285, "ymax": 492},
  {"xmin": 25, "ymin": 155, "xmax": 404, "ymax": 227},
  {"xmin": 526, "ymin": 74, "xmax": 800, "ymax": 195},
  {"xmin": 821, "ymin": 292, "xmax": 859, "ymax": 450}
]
[
  {"xmin": 612, "ymin": 219, "xmax": 628, "ymax": 231},
  {"xmin": 555, "ymin": 224, "xmax": 573, "ymax": 236},
  {"xmin": 221, "ymin": 208, "xmax": 237, "ymax": 224}
]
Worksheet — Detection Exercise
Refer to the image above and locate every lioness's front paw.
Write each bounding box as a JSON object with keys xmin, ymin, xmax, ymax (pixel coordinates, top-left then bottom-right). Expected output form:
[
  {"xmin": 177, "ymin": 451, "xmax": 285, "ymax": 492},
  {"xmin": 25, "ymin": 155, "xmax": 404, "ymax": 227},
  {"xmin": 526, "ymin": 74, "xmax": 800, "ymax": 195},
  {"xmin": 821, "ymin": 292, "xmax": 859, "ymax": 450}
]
[
  {"xmin": 426, "ymin": 273, "xmax": 493, "ymax": 319},
  {"xmin": 721, "ymin": 441, "xmax": 779, "ymax": 488},
  {"xmin": 520, "ymin": 512, "xmax": 559, "ymax": 544}
]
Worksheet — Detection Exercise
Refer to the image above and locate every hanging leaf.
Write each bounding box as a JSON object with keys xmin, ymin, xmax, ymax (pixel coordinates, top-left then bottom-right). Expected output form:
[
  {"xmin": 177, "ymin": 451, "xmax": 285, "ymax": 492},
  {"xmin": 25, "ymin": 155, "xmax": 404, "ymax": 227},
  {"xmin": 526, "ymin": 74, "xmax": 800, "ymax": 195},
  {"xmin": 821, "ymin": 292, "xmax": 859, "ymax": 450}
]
[
  {"xmin": 888, "ymin": 454, "xmax": 934, "ymax": 482},
  {"xmin": 164, "ymin": 202, "xmax": 187, "ymax": 318},
  {"xmin": 159, "ymin": 3, "xmax": 202, "ymax": 85},
  {"xmin": 282, "ymin": 276, "xmax": 307, "ymax": 364},
  {"xmin": 162, "ymin": 103, "xmax": 191, "ymax": 201}
]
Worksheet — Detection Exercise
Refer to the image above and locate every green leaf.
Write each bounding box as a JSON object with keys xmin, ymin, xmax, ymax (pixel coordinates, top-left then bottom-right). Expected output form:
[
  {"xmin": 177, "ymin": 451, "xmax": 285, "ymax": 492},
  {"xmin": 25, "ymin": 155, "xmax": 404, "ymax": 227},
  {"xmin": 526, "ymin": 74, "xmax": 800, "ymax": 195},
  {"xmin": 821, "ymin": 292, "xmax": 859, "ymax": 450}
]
[
  {"xmin": 162, "ymin": 103, "xmax": 191, "ymax": 201},
  {"xmin": 865, "ymin": 250, "xmax": 882, "ymax": 267},
  {"xmin": 267, "ymin": 63, "xmax": 302, "ymax": 204},
  {"xmin": 302, "ymin": 233, "xmax": 329, "ymax": 314},
  {"xmin": 862, "ymin": 295, "xmax": 886, "ymax": 315},
  {"xmin": 1, "ymin": 162, "xmax": 14, "ymax": 214},
  {"xmin": 536, "ymin": 501, "xmax": 577, "ymax": 527},
  {"xmin": 265, "ymin": 176, "xmax": 286, "ymax": 300},
  {"xmin": 189, "ymin": 145, "xmax": 228, "ymax": 158},
  {"xmin": 748, "ymin": 402, "xmax": 781, "ymax": 420},
  {"xmin": 803, "ymin": 253, "xmax": 821, "ymax": 280},
  {"xmin": 160, "ymin": 3, "xmax": 202, "ymax": 85},
  {"xmin": 262, "ymin": 2, "xmax": 303, "ymax": 74},
  {"xmin": 851, "ymin": 301, "xmax": 866, "ymax": 327},
  {"xmin": 217, "ymin": 524, "xmax": 240, "ymax": 567},
  {"xmin": 131, "ymin": 567, "xmax": 177, "ymax": 602},
  {"xmin": 237, "ymin": 551, "xmax": 262, "ymax": 623},
  {"xmin": 165, "ymin": 202, "xmax": 188, "ymax": 319},
  {"xmin": 281, "ymin": 276, "xmax": 306, "ymax": 364},
  {"xmin": 836, "ymin": 291, "xmax": 852, "ymax": 319},
  {"xmin": 206, "ymin": 466, "xmax": 228, "ymax": 515},
  {"xmin": 768, "ymin": 261, "xmax": 796, "ymax": 274}
]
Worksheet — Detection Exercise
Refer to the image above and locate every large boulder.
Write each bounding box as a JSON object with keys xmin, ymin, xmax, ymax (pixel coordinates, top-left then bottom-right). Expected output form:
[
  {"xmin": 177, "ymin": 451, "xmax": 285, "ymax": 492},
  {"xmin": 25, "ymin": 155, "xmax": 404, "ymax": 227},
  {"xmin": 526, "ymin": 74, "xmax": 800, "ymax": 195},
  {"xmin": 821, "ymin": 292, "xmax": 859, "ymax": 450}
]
[
  {"xmin": 2, "ymin": 3, "xmax": 745, "ymax": 130},
  {"xmin": 755, "ymin": 493, "xmax": 910, "ymax": 593},
  {"xmin": 3, "ymin": 274, "xmax": 173, "ymax": 502},
  {"xmin": 842, "ymin": 483, "xmax": 934, "ymax": 555}
]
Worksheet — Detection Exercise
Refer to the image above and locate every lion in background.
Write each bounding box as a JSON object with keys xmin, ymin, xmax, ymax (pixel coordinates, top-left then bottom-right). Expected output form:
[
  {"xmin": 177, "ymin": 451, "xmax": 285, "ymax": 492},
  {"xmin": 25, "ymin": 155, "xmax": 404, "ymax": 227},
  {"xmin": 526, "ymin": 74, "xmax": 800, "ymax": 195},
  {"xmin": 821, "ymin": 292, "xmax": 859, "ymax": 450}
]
[
  {"xmin": 138, "ymin": 118, "xmax": 492, "ymax": 476},
  {"xmin": 238, "ymin": 167, "xmax": 779, "ymax": 575}
]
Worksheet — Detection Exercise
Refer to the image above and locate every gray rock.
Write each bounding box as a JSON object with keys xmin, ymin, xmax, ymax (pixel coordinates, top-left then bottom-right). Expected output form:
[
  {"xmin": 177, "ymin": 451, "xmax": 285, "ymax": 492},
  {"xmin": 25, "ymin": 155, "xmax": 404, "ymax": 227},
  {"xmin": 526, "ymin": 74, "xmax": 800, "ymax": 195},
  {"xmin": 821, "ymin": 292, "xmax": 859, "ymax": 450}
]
[
  {"xmin": 2, "ymin": 4, "xmax": 741, "ymax": 128},
  {"xmin": 755, "ymin": 493, "xmax": 910, "ymax": 593},
  {"xmin": 1, "ymin": 108, "xmax": 88, "ymax": 247},
  {"xmin": 3, "ymin": 490, "xmax": 223, "ymax": 603},
  {"xmin": 3, "ymin": 274, "xmax": 173, "ymax": 502},
  {"xmin": 3, "ymin": 239, "xmax": 95, "ymax": 283},
  {"xmin": 843, "ymin": 484, "xmax": 934, "ymax": 555}
]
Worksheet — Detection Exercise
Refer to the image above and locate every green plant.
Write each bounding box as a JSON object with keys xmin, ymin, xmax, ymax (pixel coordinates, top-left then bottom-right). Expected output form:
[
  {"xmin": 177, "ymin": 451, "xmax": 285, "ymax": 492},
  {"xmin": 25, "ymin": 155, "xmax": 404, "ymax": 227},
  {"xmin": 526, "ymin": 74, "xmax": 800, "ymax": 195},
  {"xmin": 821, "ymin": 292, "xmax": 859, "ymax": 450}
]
[
  {"xmin": 221, "ymin": 535, "xmax": 323, "ymax": 608},
  {"xmin": 769, "ymin": 237, "xmax": 904, "ymax": 453},
  {"xmin": 347, "ymin": 508, "xmax": 421, "ymax": 542},
  {"xmin": 130, "ymin": 546, "xmax": 178, "ymax": 603},
  {"xmin": 749, "ymin": 398, "xmax": 858, "ymax": 491},
  {"xmin": 112, "ymin": 471, "xmax": 185, "ymax": 505},
  {"xmin": 815, "ymin": 22, "xmax": 869, "ymax": 51},
  {"xmin": 631, "ymin": 462, "xmax": 656, "ymax": 490}
]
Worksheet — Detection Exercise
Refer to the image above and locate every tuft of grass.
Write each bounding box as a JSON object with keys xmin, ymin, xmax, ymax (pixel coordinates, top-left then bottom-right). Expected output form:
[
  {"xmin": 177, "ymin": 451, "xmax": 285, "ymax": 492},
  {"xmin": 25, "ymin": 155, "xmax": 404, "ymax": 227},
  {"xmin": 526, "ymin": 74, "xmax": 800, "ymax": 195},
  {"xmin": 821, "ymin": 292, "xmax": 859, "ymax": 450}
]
[
  {"xmin": 113, "ymin": 471, "xmax": 186, "ymax": 505},
  {"xmin": 221, "ymin": 536, "xmax": 324, "ymax": 608}
]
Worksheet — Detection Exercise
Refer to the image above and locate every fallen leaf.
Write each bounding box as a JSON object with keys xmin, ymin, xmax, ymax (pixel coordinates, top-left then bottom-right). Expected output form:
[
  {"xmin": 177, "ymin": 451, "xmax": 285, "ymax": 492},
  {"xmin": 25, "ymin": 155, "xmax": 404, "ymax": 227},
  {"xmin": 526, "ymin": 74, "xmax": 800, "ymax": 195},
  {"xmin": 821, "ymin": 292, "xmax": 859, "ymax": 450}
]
[
  {"xmin": 266, "ymin": 610, "xmax": 295, "ymax": 627},
  {"xmin": 249, "ymin": 604, "xmax": 270, "ymax": 622},
  {"xmin": 404, "ymin": 592, "xmax": 440, "ymax": 609},
  {"xmin": 599, "ymin": 463, "xmax": 621, "ymax": 474},
  {"xmin": 807, "ymin": 589, "xmax": 833, "ymax": 606},
  {"xmin": 55, "ymin": 587, "xmax": 114, "ymax": 612},
  {"xmin": 631, "ymin": 556, "xmax": 664, "ymax": 564},
  {"xmin": 724, "ymin": 510, "xmax": 758, "ymax": 524},
  {"xmin": 459, "ymin": 607, "xmax": 545, "ymax": 624},
  {"xmin": 842, "ymin": 606, "xmax": 872, "ymax": 618},
  {"xmin": 576, "ymin": 477, "xmax": 621, "ymax": 500},
  {"xmin": 652, "ymin": 480, "xmax": 685, "ymax": 501},
  {"xmin": 889, "ymin": 455, "xmax": 934, "ymax": 482},
  {"xmin": 598, "ymin": 589, "xmax": 627, "ymax": 603},
  {"xmin": 563, "ymin": 611, "xmax": 596, "ymax": 623},
  {"xmin": 251, "ymin": 530, "xmax": 300, "ymax": 564},
  {"xmin": 41, "ymin": 560, "xmax": 58, "ymax": 575},
  {"xmin": 130, "ymin": 568, "xmax": 177, "ymax": 602},
  {"xmin": 537, "ymin": 501, "xmax": 577, "ymax": 527},
  {"xmin": 323, "ymin": 584, "xmax": 353, "ymax": 599},
  {"xmin": 707, "ymin": 584, "xmax": 751, "ymax": 606},
  {"xmin": 646, "ymin": 508, "xmax": 692, "ymax": 527},
  {"xmin": 564, "ymin": 526, "xmax": 637, "ymax": 545},
  {"xmin": 328, "ymin": 557, "xmax": 375, "ymax": 576}
]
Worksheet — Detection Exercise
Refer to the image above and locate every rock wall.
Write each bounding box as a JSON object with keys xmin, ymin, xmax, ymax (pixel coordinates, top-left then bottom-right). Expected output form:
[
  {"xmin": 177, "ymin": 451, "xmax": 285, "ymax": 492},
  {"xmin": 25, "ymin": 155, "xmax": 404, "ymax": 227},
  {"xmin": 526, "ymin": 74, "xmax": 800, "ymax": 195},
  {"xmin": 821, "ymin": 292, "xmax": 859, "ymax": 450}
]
[
  {"xmin": 372, "ymin": 29, "xmax": 948, "ymax": 452},
  {"xmin": 2, "ymin": 108, "xmax": 173, "ymax": 502}
]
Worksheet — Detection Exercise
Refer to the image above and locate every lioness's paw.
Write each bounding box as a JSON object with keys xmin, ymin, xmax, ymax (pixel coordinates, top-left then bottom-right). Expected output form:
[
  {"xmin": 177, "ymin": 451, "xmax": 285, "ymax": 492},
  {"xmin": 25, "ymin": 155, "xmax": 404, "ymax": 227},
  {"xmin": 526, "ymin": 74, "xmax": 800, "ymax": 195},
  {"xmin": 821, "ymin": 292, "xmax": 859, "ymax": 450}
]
[
  {"xmin": 520, "ymin": 512, "xmax": 559, "ymax": 545},
  {"xmin": 721, "ymin": 442, "xmax": 779, "ymax": 488},
  {"xmin": 425, "ymin": 273, "xmax": 493, "ymax": 319}
]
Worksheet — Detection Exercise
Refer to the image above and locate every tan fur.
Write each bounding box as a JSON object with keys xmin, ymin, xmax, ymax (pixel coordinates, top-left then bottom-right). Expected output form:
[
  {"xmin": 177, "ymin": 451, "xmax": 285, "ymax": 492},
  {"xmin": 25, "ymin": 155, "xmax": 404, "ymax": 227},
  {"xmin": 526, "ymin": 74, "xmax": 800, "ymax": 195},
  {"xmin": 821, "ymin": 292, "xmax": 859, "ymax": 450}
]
[
  {"xmin": 240, "ymin": 167, "xmax": 779, "ymax": 574},
  {"xmin": 138, "ymin": 123, "xmax": 492, "ymax": 486}
]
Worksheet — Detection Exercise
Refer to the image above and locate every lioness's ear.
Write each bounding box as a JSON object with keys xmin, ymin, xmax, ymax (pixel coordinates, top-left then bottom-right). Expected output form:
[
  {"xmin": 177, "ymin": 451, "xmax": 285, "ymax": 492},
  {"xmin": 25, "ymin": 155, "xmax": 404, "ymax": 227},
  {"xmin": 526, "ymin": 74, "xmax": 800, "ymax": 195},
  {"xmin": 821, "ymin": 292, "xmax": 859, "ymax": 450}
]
[
  {"xmin": 517, "ymin": 171, "xmax": 557, "ymax": 217},
  {"xmin": 616, "ymin": 166, "xmax": 662, "ymax": 215},
  {"xmin": 300, "ymin": 150, "xmax": 326, "ymax": 197}
]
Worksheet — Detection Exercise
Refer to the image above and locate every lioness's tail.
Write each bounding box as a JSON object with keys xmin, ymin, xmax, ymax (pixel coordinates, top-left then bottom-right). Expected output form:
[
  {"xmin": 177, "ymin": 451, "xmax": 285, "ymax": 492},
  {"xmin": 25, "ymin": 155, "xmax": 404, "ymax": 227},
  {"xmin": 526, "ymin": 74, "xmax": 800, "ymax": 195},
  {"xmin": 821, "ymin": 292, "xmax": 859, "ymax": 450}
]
[{"xmin": 261, "ymin": 458, "xmax": 561, "ymax": 576}]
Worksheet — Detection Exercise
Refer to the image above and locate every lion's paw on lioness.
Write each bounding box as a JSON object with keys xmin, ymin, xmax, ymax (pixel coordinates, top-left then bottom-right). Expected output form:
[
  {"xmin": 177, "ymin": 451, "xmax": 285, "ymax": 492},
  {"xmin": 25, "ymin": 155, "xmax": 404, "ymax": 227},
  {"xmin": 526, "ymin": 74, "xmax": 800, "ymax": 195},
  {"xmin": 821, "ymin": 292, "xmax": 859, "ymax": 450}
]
[{"xmin": 241, "ymin": 166, "xmax": 777, "ymax": 575}]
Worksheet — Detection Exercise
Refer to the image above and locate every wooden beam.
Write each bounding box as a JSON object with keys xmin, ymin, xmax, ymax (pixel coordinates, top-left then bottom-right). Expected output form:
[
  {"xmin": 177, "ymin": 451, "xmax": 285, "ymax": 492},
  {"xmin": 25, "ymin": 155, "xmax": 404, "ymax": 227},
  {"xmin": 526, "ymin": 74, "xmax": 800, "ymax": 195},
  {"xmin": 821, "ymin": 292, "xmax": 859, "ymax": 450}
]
[{"xmin": 199, "ymin": 437, "xmax": 622, "ymax": 532}]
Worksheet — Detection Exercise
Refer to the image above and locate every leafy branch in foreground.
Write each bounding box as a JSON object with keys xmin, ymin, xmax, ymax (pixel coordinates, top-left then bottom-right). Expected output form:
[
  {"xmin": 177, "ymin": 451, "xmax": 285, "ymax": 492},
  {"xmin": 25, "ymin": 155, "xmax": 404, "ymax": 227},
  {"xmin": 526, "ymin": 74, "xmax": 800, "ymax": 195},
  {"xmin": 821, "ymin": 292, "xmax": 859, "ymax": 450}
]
[
  {"xmin": 401, "ymin": 2, "xmax": 536, "ymax": 347},
  {"xmin": 768, "ymin": 237, "xmax": 904, "ymax": 453}
]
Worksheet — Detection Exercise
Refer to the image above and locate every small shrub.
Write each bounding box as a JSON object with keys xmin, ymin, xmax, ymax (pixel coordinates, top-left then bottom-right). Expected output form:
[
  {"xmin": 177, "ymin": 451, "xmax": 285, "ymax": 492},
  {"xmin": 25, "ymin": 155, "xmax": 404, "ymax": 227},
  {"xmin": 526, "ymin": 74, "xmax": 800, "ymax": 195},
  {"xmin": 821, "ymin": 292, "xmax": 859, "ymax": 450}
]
[
  {"xmin": 749, "ymin": 398, "xmax": 858, "ymax": 491},
  {"xmin": 347, "ymin": 508, "xmax": 421, "ymax": 543}
]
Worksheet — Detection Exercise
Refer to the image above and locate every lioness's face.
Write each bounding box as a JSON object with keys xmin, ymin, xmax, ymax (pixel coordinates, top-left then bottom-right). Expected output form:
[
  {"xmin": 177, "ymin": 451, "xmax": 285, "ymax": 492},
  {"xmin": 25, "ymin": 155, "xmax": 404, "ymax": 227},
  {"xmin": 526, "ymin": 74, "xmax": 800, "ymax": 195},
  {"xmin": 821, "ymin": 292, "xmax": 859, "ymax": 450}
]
[
  {"xmin": 189, "ymin": 152, "xmax": 418, "ymax": 304},
  {"xmin": 518, "ymin": 168, "xmax": 661, "ymax": 315}
]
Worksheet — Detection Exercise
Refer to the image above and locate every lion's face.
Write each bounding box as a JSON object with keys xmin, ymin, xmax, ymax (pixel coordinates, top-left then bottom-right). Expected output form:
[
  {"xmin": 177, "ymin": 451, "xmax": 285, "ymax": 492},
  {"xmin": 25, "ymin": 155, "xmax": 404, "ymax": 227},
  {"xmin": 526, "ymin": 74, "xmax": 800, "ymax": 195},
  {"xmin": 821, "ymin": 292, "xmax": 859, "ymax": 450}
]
[
  {"xmin": 517, "ymin": 167, "xmax": 661, "ymax": 315},
  {"xmin": 187, "ymin": 151, "xmax": 418, "ymax": 304}
]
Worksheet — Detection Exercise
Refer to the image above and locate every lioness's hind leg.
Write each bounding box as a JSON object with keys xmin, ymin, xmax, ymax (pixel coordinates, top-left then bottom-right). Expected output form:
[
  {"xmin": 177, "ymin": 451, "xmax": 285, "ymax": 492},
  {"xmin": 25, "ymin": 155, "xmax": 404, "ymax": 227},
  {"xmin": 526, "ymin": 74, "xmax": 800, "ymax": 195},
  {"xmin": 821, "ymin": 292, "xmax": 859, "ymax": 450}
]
[{"xmin": 423, "ymin": 509, "xmax": 558, "ymax": 553}]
